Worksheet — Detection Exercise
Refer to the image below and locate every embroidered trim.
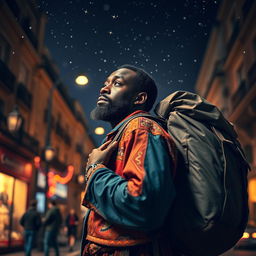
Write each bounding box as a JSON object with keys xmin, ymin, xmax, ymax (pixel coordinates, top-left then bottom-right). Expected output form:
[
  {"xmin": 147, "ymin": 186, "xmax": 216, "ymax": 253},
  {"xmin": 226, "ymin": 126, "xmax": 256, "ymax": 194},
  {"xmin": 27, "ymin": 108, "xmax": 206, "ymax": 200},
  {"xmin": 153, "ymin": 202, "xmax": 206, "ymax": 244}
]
[{"xmin": 86, "ymin": 235, "xmax": 151, "ymax": 247}]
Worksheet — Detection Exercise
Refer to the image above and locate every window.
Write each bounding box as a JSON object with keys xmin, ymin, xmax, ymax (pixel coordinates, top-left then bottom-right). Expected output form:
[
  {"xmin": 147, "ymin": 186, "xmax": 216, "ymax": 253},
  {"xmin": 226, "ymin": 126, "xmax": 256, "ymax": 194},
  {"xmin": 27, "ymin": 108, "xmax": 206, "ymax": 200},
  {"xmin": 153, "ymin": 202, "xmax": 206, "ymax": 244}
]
[
  {"xmin": 18, "ymin": 62, "xmax": 30, "ymax": 86},
  {"xmin": 0, "ymin": 35, "xmax": 11, "ymax": 64},
  {"xmin": 0, "ymin": 173, "xmax": 27, "ymax": 248}
]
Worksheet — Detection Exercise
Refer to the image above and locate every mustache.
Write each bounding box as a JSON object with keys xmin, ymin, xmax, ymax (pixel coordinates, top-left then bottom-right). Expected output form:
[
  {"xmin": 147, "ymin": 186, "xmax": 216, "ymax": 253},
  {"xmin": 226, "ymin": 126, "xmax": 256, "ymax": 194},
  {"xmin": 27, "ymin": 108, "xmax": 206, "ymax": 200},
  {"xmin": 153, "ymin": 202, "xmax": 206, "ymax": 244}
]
[{"xmin": 98, "ymin": 95, "xmax": 110, "ymax": 102}]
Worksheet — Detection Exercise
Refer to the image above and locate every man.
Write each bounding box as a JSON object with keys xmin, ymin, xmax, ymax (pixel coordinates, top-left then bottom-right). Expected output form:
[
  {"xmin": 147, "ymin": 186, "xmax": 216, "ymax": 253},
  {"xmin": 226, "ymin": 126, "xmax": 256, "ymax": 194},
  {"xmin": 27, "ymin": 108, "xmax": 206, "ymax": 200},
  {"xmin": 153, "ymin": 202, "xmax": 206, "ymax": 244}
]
[
  {"xmin": 81, "ymin": 65, "xmax": 176, "ymax": 256},
  {"xmin": 65, "ymin": 208, "xmax": 79, "ymax": 252},
  {"xmin": 20, "ymin": 200, "xmax": 41, "ymax": 256},
  {"xmin": 43, "ymin": 199, "xmax": 62, "ymax": 256}
]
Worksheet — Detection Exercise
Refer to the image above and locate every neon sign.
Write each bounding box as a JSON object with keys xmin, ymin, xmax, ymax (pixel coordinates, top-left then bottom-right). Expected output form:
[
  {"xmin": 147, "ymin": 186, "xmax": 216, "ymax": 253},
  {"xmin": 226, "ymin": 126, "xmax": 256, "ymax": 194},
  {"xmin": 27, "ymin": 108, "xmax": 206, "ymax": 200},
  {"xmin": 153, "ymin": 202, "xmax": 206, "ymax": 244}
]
[{"xmin": 47, "ymin": 165, "xmax": 74, "ymax": 198}]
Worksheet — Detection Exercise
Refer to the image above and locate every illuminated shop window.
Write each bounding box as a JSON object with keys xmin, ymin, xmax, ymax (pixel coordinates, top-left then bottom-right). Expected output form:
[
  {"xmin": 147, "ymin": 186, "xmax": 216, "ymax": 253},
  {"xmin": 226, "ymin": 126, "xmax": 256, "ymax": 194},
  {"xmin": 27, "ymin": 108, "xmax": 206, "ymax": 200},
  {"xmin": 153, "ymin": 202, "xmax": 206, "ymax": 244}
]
[
  {"xmin": 248, "ymin": 178, "xmax": 256, "ymax": 224},
  {"xmin": 0, "ymin": 173, "xmax": 27, "ymax": 248}
]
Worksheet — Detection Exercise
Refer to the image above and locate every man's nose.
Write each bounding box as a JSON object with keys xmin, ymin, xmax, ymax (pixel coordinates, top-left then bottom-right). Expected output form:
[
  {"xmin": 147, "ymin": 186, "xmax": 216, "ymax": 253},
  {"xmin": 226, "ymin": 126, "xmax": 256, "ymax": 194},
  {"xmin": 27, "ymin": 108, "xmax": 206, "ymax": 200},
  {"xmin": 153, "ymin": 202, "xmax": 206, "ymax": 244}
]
[{"xmin": 100, "ymin": 83, "xmax": 111, "ymax": 94}]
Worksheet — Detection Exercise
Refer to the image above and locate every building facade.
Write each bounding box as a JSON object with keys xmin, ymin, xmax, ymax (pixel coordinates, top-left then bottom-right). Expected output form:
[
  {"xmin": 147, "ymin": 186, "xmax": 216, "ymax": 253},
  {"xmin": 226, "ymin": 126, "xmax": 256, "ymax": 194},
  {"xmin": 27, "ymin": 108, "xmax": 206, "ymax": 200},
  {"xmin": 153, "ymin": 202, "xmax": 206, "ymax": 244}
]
[
  {"xmin": 0, "ymin": 0, "xmax": 94, "ymax": 252},
  {"xmin": 195, "ymin": 0, "xmax": 256, "ymax": 224}
]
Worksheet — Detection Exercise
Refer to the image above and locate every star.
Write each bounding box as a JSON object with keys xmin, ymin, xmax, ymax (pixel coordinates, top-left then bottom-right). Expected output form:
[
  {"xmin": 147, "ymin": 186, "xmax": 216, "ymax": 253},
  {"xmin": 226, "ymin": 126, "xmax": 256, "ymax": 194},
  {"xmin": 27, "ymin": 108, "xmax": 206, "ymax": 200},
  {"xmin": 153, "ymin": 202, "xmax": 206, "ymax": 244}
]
[
  {"xmin": 112, "ymin": 15, "xmax": 118, "ymax": 19},
  {"xmin": 84, "ymin": 9, "xmax": 88, "ymax": 14},
  {"xmin": 108, "ymin": 31, "xmax": 113, "ymax": 35}
]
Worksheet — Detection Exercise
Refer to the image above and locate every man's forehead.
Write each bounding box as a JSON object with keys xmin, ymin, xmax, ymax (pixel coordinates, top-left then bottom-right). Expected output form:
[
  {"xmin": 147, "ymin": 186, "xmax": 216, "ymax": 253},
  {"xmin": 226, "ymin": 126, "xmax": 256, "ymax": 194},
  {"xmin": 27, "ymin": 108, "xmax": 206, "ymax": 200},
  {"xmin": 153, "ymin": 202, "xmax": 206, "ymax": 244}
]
[{"xmin": 108, "ymin": 68, "xmax": 137, "ymax": 80}]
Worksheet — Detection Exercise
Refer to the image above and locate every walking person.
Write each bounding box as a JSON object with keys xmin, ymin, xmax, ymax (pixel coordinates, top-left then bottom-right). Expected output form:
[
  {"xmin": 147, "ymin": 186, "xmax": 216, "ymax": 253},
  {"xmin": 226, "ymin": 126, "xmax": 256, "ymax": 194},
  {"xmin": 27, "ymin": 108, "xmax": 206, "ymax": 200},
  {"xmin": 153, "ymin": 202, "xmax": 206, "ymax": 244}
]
[
  {"xmin": 65, "ymin": 208, "xmax": 79, "ymax": 252},
  {"xmin": 43, "ymin": 199, "xmax": 62, "ymax": 256},
  {"xmin": 20, "ymin": 200, "xmax": 41, "ymax": 256}
]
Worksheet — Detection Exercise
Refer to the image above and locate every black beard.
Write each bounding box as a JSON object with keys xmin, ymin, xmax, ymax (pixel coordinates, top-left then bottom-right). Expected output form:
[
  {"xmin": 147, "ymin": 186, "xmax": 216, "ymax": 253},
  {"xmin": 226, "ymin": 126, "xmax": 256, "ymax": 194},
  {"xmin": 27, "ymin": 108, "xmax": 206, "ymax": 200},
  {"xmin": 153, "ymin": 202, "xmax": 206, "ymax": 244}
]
[{"xmin": 90, "ymin": 102, "xmax": 133, "ymax": 125}]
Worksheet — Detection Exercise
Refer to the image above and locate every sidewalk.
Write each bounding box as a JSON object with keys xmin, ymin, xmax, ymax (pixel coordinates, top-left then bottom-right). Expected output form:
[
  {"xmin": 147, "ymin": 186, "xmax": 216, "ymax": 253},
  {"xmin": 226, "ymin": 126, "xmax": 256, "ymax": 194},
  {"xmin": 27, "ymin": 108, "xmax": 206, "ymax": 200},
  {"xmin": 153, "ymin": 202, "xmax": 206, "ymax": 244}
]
[{"xmin": 4, "ymin": 243, "xmax": 80, "ymax": 256}]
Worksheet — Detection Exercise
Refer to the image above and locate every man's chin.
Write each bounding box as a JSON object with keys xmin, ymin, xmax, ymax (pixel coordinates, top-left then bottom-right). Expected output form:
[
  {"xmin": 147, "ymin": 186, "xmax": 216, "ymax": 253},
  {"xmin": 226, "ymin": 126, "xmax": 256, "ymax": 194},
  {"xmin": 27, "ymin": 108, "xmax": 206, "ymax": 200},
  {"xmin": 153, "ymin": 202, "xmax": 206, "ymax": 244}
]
[
  {"xmin": 90, "ymin": 103, "xmax": 133, "ymax": 123},
  {"xmin": 90, "ymin": 106, "xmax": 111, "ymax": 121}
]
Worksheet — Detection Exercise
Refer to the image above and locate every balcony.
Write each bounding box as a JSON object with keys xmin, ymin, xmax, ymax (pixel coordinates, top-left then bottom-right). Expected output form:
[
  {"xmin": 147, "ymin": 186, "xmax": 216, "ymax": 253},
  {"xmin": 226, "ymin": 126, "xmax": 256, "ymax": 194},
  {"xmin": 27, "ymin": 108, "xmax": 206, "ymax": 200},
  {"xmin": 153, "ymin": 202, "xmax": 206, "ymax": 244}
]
[
  {"xmin": 17, "ymin": 82, "xmax": 32, "ymax": 108},
  {"xmin": 0, "ymin": 60, "xmax": 15, "ymax": 92}
]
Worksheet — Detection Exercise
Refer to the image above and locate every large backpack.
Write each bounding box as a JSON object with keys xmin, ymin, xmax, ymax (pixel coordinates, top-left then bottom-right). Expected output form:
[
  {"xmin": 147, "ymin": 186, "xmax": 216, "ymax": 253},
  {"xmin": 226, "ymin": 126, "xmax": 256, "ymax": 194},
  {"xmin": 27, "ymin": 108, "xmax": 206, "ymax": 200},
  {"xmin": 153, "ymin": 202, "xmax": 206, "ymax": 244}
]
[{"xmin": 153, "ymin": 91, "xmax": 250, "ymax": 256}]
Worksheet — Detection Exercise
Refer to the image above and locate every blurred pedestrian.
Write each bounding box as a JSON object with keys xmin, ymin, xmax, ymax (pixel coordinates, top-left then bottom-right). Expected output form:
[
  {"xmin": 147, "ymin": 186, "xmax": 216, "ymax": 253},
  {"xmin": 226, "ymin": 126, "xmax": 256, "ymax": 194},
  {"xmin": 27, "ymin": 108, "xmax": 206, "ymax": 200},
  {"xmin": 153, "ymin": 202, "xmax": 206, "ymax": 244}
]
[
  {"xmin": 43, "ymin": 199, "xmax": 62, "ymax": 256},
  {"xmin": 65, "ymin": 208, "xmax": 78, "ymax": 252},
  {"xmin": 20, "ymin": 200, "xmax": 41, "ymax": 256}
]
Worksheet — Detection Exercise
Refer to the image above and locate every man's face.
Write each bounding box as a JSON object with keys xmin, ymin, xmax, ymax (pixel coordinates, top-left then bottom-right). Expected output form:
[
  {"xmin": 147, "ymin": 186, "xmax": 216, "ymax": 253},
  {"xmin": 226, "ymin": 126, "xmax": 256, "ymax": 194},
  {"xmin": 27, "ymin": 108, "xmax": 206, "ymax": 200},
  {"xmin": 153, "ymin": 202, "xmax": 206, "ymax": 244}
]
[{"xmin": 91, "ymin": 68, "xmax": 138, "ymax": 124}]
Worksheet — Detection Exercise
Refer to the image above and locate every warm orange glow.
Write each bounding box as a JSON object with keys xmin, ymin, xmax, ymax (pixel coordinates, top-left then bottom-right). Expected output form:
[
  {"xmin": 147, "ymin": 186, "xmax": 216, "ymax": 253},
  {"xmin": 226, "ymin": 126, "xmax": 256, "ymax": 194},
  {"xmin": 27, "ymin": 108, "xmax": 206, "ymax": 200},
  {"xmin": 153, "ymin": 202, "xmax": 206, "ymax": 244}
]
[
  {"xmin": 46, "ymin": 166, "xmax": 74, "ymax": 197},
  {"xmin": 252, "ymin": 233, "xmax": 256, "ymax": 239},
  {"xmin": 34, "ymin": 156, "xmax": 41, "ymax": 163},
  {"xmin": 53, "ymin": 165, "xmax": 74, "ymax": 184},
  {"xmin": 49, "ymin": 186, "xmax": 55, "ymax": 197},
  {"xmin": 78, "ymin": 174, "xmax": 85, "ymax": 184},
  {"xmin": 47, "ymin": 171, "xmax": 55, "ymax": 198},
  {"xmin": 24, "ymin": 163, "xmax": 32, "ymax": 177},
  {"xmin": 242, "ymin": 232, "xmax": 250, "ymax": 239},
  {"xmin": 249, "ymin": 179, "xmax": 256, "ymax": 202}
]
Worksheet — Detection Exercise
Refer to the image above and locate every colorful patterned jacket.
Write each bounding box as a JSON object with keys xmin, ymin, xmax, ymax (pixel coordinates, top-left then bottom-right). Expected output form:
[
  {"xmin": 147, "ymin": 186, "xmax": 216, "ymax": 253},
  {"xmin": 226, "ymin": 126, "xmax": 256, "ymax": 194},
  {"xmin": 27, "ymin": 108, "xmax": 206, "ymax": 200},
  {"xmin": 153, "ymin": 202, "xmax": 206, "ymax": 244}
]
[{"xmin": 81, "ymin": 110, "xmax": 176, "ymax": 249}]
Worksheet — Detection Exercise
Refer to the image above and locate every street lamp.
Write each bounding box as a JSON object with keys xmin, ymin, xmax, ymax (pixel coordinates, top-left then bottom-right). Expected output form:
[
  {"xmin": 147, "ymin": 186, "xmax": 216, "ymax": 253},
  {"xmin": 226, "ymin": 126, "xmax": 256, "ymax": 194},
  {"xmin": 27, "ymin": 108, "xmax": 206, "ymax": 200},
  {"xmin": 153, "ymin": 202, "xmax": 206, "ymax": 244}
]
[
  {"xmin": 44, "ymin": 80, "xmax": 59, "ymax": 212},
  {"xmin": 77, "ymin": 174, "xmax": 85, "ymax": 184},
  {"xmin": 7, "ymin": 106, "xmax": 22, "ymax": 132},
  {"xmin": 44, "ymin": 146, "xmax": 55, "ymax": 162},
  {"xmin": 95, "ymin": 126, "xmax": 105, "ymax": 135},
  {"xmin": 75, "ymin": 75, "xmax": 89, "ymax": 86}
]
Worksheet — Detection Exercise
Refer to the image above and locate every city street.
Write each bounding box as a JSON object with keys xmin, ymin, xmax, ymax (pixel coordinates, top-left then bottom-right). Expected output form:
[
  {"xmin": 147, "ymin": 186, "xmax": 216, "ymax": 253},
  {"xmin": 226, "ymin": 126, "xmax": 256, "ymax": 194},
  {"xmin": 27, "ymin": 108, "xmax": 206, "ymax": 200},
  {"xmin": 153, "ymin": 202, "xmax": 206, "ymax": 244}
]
[
  {"xmin": 221, "ymin": 248, "xmax": 256, "ymax": 256},
  {"xmin": 2, "ymin": 243, "xmax": 80, "ymax": 256}
]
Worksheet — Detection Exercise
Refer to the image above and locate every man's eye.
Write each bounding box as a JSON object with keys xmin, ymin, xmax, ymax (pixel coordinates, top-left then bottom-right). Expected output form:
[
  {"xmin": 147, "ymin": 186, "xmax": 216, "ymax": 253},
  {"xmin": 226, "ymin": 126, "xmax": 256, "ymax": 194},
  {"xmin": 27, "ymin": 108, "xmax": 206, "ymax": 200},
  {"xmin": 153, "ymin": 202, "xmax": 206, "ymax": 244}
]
[{"xmin": 114, "ymin": 81, "xmax": 122, "ymax": 86}]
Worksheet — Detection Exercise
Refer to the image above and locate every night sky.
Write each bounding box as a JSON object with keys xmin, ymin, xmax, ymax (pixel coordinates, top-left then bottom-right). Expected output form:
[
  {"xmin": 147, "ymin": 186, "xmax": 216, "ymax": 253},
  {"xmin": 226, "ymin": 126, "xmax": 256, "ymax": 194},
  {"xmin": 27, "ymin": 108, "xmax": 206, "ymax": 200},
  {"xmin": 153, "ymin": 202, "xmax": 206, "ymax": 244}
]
[{"xmin": 37, "ymin": 0, "xmax": 220, "ymax": 146}]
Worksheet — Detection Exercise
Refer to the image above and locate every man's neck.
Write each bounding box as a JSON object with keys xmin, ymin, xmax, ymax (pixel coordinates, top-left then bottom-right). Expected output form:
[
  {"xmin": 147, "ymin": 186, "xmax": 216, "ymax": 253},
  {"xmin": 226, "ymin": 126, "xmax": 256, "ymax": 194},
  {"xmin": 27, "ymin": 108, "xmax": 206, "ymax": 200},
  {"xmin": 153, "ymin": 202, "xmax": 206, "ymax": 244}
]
[{"xmin": 110, "ymin": 110, "xmax": 146, "ymax": 128}]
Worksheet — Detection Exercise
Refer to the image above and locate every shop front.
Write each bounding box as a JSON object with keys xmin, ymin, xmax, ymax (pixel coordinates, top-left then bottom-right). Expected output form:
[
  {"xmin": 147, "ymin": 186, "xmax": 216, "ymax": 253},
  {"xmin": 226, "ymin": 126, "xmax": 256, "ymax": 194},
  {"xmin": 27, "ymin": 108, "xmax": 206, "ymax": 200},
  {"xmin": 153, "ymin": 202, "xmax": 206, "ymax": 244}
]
[{"xmin": 0, "ymin": 147, "xmax": 32, "ymax": 252}]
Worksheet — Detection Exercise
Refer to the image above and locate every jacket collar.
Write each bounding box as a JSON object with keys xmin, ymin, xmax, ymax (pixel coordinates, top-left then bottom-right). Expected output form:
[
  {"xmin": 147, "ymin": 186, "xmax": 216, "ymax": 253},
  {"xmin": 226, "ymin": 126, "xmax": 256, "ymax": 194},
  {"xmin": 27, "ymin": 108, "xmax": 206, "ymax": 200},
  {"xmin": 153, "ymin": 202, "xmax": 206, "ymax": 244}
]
[{"xmin": 105, "ymin": 110, "xmax": 148, "ymax": 141}]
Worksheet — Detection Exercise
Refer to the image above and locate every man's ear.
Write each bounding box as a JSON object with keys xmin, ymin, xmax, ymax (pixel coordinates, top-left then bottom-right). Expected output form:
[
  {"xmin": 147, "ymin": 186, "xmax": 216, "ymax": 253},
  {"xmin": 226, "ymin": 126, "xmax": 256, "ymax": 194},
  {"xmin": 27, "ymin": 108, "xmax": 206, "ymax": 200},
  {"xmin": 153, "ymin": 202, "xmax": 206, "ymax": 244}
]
[{"xmin": 134, "ymin": 92, "xmax": 147, "ymax": 106}]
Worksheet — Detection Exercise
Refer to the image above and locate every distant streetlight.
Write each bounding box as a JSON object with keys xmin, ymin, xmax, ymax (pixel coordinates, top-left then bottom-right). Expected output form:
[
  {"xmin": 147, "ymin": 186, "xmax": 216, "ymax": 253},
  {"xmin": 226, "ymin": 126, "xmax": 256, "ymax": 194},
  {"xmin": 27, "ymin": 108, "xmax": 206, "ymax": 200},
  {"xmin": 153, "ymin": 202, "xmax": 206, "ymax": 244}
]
[
  {"xmin": 44, "ymin": 146, "xmax": 55, "ymax": 162},
  {"xmin": 77, "ymin": 174, "xmax": 85, "ymax": 184},
  {"xmin": 7, "ymin": 106, "xmax": 22, "ymax": 132},
  {"xmin": 75, "ymin": 75, "xmax": 89, "ymax": 86},
  {"xmin": 95, "ymin": 127, "xmax": 105, "ymax": 135}
]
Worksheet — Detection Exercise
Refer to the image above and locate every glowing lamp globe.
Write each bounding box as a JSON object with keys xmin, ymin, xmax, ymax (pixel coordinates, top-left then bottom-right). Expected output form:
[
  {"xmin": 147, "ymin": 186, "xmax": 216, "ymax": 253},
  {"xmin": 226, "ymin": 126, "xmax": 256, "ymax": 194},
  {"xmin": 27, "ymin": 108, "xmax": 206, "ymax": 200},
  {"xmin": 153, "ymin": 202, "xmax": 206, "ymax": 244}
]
[
  {"xmin": 95, "ymin": 127, "xmax": 105, "ymax": 135},
  {"xmin": 44, "ymin": 146, "xmax": 55, "ymax": 162},
  {"xmin": 7, "ymin": 107, "xmax": 22, "ymax": 132},
  {"xmin": 75, "ymin": 75, "xmax": 89, "ymax": 86}
]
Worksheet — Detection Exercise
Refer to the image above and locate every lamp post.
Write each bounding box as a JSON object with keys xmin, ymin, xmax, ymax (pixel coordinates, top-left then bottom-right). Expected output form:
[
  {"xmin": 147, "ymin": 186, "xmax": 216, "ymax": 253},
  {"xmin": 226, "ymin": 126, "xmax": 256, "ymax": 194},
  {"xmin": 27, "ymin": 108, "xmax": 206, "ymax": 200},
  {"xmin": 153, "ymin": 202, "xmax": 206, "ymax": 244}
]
[{"xmin": 44, "ymin": 80, "xmax": 59, "ymax": 212}]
